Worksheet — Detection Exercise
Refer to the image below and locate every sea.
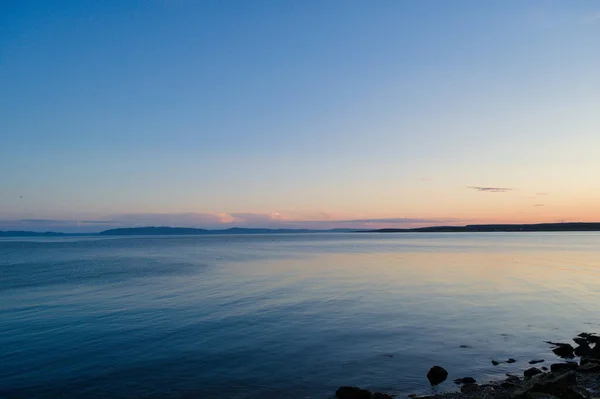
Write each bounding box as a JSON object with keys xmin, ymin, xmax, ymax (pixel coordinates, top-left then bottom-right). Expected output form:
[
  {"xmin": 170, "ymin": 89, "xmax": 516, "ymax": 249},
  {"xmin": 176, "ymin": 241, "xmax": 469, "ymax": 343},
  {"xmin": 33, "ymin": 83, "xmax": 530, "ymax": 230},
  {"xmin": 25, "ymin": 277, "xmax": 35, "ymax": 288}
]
[{"xmin": 1, "ymin": 232, "xmax": 599, "ymax": 398}]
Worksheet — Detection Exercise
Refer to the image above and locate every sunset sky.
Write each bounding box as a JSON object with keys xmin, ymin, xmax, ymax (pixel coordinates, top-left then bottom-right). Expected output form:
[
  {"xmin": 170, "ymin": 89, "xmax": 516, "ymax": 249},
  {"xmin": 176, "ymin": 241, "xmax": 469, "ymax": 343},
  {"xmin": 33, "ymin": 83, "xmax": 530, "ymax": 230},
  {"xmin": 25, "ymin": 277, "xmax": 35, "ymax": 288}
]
[{"xmin": 1, "ymin": 1, "xmax": 599, "ymax": 232}]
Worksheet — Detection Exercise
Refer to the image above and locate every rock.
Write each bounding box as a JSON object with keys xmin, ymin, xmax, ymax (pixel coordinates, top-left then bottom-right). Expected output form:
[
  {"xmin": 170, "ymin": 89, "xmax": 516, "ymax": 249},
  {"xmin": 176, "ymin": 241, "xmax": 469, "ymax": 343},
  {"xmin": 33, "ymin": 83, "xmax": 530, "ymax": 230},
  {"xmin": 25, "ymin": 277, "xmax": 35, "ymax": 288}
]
[
  {"xmin": 578, "ymin": 333, "xmax": 600, "ymax": 345},
  {"xmin": 335, "ymin": 386, "xmax": 372, "ymax": 399},
  {"xmin": 541, "ymin": 366, "xmax": 549, "ymax": 371},
  {"xmin": 524, "ymin": 367, "xmax": 543, "ymax": 379},
  {"xmin": 459, "ymin": 344, "xmax": 472, "ymax": 348},
  {"xmin": 492, "ymin": 360, "xmax": 501, "ymax": 366},
  {"xmin": 574, "ymin": 337, "xmax": 589, "ymax": 346},
  {"xmin": 512, "ymin": 371, "xmax": 590, "ymax": 399},
  {"xmin": 507, "ymin": 358, "xmax": 517, "ymax": 363},
  {"xmin": 580, "ymin": 357, "xmax": 600, "ymax": 366},
  {"xmin": 550, "ymin": 362, "xmax": 578, "ymax": 372},
  {"xmin": 454, "ymin": 377, "xmax": 477, "ymax": 384},
  {"xmin": 426, "ymin": 365, "xmax": 448, "ymax": 386},
  {"xmin": 372, "ymin": 393, "xmax": 393, "ymax": 399},
  {"xmin": 460, "ymin": 383, "xmax": 480, "ymax": 393},
  {"xmin": 506, "ymin": 375, "xmax": 522, "ymax": 383},
  {"xmin": 529, "ymin": 359, "xmax": 545, "ymax": 364},
  {"xmin": 575, "ymin": 344, "xmax": 594, "ymax": 357},
  {"xmin": 592, "ymin": 344, "xmax": 600, "ymax": 358},
  {"xmin": 551, "ymin": 344, "xmax": 575, "ymax": 358},
  {"xmin": 578, "ymin": 362, "xmax": 600, "ymax": 372}
]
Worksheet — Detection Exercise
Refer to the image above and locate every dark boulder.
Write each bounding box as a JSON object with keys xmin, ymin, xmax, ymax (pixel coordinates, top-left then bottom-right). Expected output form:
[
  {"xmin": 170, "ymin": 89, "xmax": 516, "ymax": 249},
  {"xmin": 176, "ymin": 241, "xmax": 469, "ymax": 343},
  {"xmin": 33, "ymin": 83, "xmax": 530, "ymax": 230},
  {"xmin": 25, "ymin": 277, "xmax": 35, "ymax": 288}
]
[
  {"xmin": 551, "ymin": 343, "xmax": 575, "ymax": 358},
  {"xmin": 541, "ymin": 366, "xmax": 549, "ymax": 371},
  {"xmin": 578, "ymin": 332, "xmax": 600, "ymax": 345},
  {"xmin": 593, "ymin": 343, "xmax": 600, "ymax": 357},
  {"xmin": 573, "ymin": 337, "xmax": 589, "ymax": 346},
  {"xmin": 529, "ymin": 359, "xmax": 544, "ymax": 364},
  {"xmin": 578, "ymin": 362, "xmax": 600, "ymax": 372},
  {"xmin": 574, "ymin": 344, "xmax": 593, "ymax": 357},
  {"xmin": 580, "ymin": 357, "xmax": 600, "ymax": 366},
  {"xmin": 491, "ymin": 360, "xmax": 500, "ymax": 366},
  {"xmin": 460, "ymin": 383, "xmax": 479, "ymax": 393},
  {"xmin": 550, "ymin": 362, "xmax": 578, "ymax": 372},
  {"xmin": 507, "ymin": 358, "xmax": 516, "ymax": 363},
  {"xmin": 426, "ymin": 366, "xmax": 448, "ymax": 386},
  {"xmin": 454, "ymin": 377, "xmax": 476, "ymax": 384},
  {"xmin": 336, "ymin": 386, "xmax": 372, "ymax": 399},
  {"xmin": 513, "ymin": 371, "xmax": 589, "ymax": 399},
  {"xmin": 524, "ymin": 367, "xmax": 543, "ymax": 379}
]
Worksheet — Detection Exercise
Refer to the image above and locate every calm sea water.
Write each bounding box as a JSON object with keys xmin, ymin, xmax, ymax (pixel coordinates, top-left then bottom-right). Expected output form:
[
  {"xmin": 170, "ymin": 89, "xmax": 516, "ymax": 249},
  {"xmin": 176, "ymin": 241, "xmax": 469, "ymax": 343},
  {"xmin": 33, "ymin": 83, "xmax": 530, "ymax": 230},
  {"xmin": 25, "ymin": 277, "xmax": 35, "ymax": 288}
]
[{"xmin": 1, "ymin": 233, "xmax": 599, "ymax": 398}]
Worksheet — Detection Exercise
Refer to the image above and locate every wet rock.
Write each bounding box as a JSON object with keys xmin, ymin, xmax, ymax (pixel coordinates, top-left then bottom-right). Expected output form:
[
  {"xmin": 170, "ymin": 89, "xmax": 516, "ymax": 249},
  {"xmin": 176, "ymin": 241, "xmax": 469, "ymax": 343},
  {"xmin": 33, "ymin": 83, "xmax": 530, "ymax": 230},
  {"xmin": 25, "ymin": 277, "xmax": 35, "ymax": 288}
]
[
  {"xmin": 574, "ymin": 337, "xmax": 589, "ymax": 346},
  {"xmin": 459, "ymin": 344, "xmax": 472, "ymax": 348},
  {"xmin": 454, "ymin": 377, "xmax": 476, "ymax": 384},
  {"xmin": 580, "ymin": 357, "xmax": 600, "ymax": 366},
  {"xmin": 578, "ymin": 333, "xmax": 600, "ymax": 345},
  {"xmin": 372, "ymin": 393, "xmax": 393, "ymax": 399},
  {"xmin": 524, "ymin": 367, "xmax": 543, "ymax": 379},
  {"xmin": 551, "ymin": 343, "xmax": 575, "ymax": 358},
  {"xmin": 541, "ymin": 366, "xmax": 549, "ymax": 371},
  {"xmin": 460, "ymin": 383, "xmax": 480, "ymax": 393},
  {"xmin": 335, "ymin": 386, "xmax": 372, "ymax": 399},
  {"xmin": 574, "ymin": 344, "xmax": 593, "ymax": 357},
  {"xmin": 507, "ymin": 358, "xmax": 517, "ymax": 363},
  {"xmin": 513, "ymin": 371, "xmax": 590, "ymax": 399},
  {"xmin": 550, "ymin": 362, "xmax": 578, "ymax": 372},
  {"xmin": 426, "ymin": 365, "xmax": 448, "ymax": 386},
  {"xmin": 529, "ymin": 359, "xmax": 545, "ymax": 364},
  {"xmin": 578, "ymin": 362, "xmax": 600, "ymax": 372},
  {"xmin": 592, "ymin": 343, "xmax": 600, "ymax": 358},
  {"xmin": 492, "ymin": 360, "xmax": 501, "ymax": 366}
]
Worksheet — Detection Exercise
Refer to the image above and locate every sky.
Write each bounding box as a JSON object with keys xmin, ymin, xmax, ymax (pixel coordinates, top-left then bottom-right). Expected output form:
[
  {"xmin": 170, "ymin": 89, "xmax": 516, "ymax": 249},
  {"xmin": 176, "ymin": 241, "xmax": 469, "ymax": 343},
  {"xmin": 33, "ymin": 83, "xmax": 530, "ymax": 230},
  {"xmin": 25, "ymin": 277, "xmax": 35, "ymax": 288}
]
[{"xmin": 1, "ymin": 1, "xmax": 599, "ymax": 232}]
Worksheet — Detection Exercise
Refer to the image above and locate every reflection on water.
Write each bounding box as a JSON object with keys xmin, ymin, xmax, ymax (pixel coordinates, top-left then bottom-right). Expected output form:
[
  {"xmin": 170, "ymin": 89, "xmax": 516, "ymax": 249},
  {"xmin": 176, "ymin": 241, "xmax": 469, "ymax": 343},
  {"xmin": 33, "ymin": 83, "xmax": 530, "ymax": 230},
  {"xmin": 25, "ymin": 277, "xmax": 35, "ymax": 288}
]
[{"xmin": 1, "ymin": 233, "xmax": 599, "ymax": 398}]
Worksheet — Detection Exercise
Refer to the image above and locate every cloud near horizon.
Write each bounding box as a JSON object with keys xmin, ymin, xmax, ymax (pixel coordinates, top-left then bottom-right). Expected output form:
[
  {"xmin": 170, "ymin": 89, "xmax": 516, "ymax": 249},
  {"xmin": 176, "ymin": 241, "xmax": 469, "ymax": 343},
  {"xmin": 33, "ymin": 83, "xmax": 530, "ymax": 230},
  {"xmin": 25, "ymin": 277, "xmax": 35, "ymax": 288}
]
[{"xmin": 468, "ymin": 186, "xmax": 515, "ymax": 193}]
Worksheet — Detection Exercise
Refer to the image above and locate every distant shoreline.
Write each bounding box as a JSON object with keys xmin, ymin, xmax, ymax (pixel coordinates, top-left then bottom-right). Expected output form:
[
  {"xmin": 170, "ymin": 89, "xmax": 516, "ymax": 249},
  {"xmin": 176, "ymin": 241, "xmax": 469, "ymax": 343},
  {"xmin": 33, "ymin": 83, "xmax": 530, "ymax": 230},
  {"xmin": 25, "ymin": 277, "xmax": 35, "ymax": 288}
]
[
  {"xmin": 1, "ymin": 222, "xmax": 599, "ymax": 237},
  {"xmin": 367, "ymin": 222, "xmax": 600, "ymax": 233}
]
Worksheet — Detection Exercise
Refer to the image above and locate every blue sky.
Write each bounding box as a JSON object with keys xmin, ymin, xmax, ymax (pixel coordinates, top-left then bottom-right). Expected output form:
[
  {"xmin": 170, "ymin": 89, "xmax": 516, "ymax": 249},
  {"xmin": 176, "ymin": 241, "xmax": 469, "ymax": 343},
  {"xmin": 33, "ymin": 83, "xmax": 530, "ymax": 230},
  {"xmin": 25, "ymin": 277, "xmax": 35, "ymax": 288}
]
[{"xmin": 1, "ymin": 1, "xmax": 599, "ymax": 232}]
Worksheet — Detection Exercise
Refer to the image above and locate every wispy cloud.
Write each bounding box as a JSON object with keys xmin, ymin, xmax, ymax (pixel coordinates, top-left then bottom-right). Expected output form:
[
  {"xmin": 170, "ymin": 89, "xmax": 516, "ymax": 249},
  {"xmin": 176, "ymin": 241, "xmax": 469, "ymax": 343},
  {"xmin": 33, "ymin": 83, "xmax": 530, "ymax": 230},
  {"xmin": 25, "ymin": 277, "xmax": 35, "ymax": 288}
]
[
  {"xmin": 334, "ymin": 217, "xmax": 459, "ymax": 224},
  {"xmin": 533, "ymin": 204, "xmax": 545, "ymax": 207},
  {"xmin": 20, "ymin": 219, "xmax": 67, "ymax": 224},
  {"xmin": 468, "ymin": 186, "xmax": 515, "ymax": 193},
  {"xmin": 536, "ymin": 192, "xmax": 549, "ymax": 196}
]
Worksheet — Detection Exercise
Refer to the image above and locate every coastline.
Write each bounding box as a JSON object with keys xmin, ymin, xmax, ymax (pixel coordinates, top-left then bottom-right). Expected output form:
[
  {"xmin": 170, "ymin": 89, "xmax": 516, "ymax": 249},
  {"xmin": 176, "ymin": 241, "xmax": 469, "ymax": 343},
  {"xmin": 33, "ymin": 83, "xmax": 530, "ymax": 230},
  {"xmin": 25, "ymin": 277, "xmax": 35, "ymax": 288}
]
[{"xmin": 335, "ymin": 333, "xmax": 600, "ymax": 399}]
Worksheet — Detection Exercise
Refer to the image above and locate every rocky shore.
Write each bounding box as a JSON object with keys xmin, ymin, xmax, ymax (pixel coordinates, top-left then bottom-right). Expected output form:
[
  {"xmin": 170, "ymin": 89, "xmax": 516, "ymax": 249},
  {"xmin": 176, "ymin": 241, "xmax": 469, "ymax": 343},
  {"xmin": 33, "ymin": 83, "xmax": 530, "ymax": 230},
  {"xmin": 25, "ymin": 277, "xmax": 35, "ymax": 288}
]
[{"xmin": 335, "ymin": 332, "xmax": 600, "ymax": 399}]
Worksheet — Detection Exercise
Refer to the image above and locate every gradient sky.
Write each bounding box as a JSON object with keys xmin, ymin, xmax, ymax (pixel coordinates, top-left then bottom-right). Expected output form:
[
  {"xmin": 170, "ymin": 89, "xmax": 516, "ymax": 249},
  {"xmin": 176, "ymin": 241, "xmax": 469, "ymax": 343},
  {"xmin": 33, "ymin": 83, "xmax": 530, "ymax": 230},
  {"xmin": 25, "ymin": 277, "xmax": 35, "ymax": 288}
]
[{"xmin": 1, "ymin": 1, "xmax": 599, "ymax": 232}]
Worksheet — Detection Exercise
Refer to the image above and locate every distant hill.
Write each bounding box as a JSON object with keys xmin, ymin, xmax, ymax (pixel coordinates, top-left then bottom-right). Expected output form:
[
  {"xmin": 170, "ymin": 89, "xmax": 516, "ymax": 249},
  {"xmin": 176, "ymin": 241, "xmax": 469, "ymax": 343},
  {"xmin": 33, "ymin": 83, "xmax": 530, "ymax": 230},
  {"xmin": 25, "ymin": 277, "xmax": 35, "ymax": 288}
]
[
  {"xmin": 2, "ymin": 223, "xmax": 598, "ymax": 237},
  {"xmin": 369, "ymin": 222, "xmax": 600, "ymax": 233},
  {"xmin": 0, "ymin": 227, "xmax": 360, "ymax": 237},
  {"xmin": 99, "ymin": 226, "xmax": 339, "ymax": 235},
  {"xmin": 0, "ymin": 231, "xmax": 74, "ymax": 237}
]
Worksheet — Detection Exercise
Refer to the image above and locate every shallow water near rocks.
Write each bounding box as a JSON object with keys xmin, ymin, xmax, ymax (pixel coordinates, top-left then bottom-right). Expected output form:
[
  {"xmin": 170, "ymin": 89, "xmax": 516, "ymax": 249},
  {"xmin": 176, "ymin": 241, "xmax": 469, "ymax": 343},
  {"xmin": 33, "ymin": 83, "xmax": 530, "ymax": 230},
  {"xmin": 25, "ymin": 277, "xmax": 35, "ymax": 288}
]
[{"xmin": 1, "ymin": 232, "xmax": 599, "ymax": 398}]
